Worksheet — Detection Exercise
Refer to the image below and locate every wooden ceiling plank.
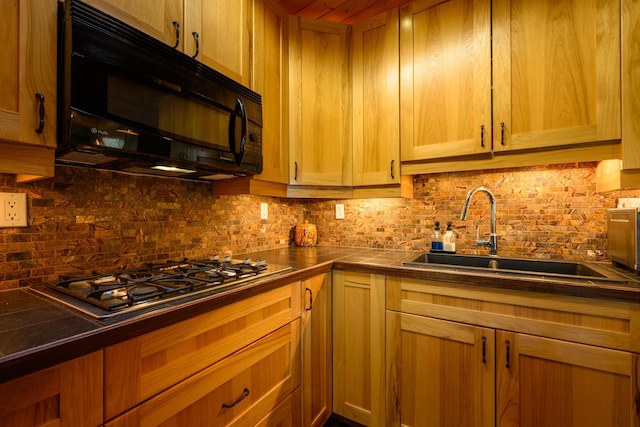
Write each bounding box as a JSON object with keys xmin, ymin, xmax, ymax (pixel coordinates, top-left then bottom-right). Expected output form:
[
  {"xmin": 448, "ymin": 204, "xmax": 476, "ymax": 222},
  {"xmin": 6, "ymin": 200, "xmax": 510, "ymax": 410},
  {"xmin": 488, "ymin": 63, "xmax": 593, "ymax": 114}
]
[
  {"xmin": 339, "ymin": 0, "xmax": 411, "ymax": 24},
  {"xmin": 279, "ymin": 0, "xmax": 412, "ymax": 24},
  {"xmin": 278, "ymin": 0, "xmax": 318, "ymax": 15}
]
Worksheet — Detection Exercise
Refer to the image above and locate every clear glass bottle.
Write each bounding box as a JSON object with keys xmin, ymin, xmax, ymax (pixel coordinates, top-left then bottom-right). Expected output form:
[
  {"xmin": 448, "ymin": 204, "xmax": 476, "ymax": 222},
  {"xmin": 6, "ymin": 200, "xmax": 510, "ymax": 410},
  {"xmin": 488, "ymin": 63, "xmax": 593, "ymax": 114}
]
[
  {"xmin": 443, "ymin": 221, "xmax": 456, "ymax": 252},
  {"xmin": 431, "ymin": 221, "xmax": 443, "ymax": 251}
]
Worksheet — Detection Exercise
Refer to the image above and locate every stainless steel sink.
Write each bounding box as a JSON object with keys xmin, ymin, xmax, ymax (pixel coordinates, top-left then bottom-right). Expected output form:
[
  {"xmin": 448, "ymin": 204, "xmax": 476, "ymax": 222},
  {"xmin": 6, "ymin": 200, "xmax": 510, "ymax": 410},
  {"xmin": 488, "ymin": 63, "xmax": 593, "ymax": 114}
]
[{"xmin": 403, "ymin": 253, "xmax": 628, "ymax": 282}]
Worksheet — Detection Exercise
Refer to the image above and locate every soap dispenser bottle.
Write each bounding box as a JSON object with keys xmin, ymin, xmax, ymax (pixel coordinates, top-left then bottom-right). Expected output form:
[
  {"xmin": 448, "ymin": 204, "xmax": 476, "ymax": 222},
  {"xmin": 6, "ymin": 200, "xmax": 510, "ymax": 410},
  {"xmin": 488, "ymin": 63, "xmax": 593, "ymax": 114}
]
[
  {"xmin": 431, "ymin": 221, "xmax": 443, "ymax": 251},
  {"xmin": 443, "ymin": 221, "xmax": 456, "ymax": 253}
]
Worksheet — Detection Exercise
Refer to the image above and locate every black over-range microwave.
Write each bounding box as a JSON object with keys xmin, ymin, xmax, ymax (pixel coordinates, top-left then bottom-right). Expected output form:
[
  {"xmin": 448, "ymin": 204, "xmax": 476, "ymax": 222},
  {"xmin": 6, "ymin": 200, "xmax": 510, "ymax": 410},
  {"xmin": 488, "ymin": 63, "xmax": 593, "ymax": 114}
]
[{"xmin": 57, "ymin": 0, "xmax": 263, "ymax": 180}]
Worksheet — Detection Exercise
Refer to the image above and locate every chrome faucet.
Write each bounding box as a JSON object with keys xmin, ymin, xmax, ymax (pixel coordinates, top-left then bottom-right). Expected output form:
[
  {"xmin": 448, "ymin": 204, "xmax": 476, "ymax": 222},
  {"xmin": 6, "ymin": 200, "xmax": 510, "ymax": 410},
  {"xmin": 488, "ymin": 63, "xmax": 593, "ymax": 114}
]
[{"xmin": 460, "ymin": 186, "xmax": 498, "ymax": 256}]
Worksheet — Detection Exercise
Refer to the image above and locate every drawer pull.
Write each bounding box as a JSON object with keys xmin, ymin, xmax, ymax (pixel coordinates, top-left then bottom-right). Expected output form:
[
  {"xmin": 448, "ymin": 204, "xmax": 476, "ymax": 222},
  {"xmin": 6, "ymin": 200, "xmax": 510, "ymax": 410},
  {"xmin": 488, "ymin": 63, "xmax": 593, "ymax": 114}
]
[
  {"xmin": 505, "ymin": 340, "xmax": 511, "ymax": 368},
  {"xmin": 221, "ymin": 387, "xmax": 250, "ymax": 409},
  {"xmin": 172, "ymin": 21, "xmax": 180, "ymax": 48},
  {"xmin": 481, "ymin": 336, "xmax": 487, "ymax": 364},
  {"xmin": 35, "ymin": 93, "xmax": 45, "ymax": 134},
  {"xmin": 192, "ymin": 31, "xmax": 200, "ymax": 59},
  {"xmin": 305, "ymin": 287, "xmax": 313, "ymax": 311}
]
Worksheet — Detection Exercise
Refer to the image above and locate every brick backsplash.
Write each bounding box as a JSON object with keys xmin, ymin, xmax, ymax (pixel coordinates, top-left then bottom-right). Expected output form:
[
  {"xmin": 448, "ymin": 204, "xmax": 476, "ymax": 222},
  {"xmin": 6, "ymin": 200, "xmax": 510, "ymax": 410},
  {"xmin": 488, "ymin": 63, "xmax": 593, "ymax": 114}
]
[
  {"xmin": 304, "ymin": 162, "xmax": 640, "ymax": 259},
  {"xmin": 0, "ymin": 167, "xmax": 304, "ymax": 289},
  {"xmin": 0, "ymin": 162, "xmax": 638, "ymax": 289}
]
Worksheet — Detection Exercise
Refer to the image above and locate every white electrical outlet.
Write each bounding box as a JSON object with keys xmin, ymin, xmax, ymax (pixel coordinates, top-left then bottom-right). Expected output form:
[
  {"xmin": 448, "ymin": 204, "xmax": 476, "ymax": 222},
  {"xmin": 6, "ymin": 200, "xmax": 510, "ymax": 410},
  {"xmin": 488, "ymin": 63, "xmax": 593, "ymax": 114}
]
[
  {"xmin": 335, "ymin": 203, "xmax": 345, "ymax": 220},
  {"xmin": 260, "ymin": 202, "xmax": 268, "ymax": 220},
  {"xmin": 0, "ymin": 193, "xmax": 27, "ymax": 227}
]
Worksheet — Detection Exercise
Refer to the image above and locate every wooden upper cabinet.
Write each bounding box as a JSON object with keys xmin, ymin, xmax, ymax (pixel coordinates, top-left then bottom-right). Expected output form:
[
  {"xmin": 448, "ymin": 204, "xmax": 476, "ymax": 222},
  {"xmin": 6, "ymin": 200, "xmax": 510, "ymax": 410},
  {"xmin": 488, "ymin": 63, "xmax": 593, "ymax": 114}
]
[
  {"xmin": 85, "ymin": 0, "xmax": 252, "ymax": 87},
  {"xmin": 186, "ymin": 0, "xmax": 253, "ymax": 87},
  {"xmin": 352, "ymin": 9, "xmax": 401, "ymax": 186},
  {"xmin": 0, "ymin": 0, "xmax": 57, "ymax": 180},
  {"xmin": 253, "ymin": 0, "xmax": 289, "ymax": 184},
  {"xmin": 400, "ymin": 0, "xmax": 492, "ymax": 162},
  {"xmin": 289, "ymin": 17, "xmax": 352, "ymax": 186},
  {"xmin": 493, "ymin": 0, "xmax": 621, "ymax": 152},
  {"xmin": 83, "ymin": 0, "xmax": 183, "ymax": 47}
]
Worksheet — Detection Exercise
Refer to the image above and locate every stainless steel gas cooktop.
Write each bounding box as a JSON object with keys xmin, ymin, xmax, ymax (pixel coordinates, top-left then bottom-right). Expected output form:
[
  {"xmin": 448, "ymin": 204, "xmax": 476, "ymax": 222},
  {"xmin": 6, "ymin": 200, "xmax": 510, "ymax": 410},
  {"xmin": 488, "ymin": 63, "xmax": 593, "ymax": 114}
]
[{"xmin": 33, "ymin": 257, "xmax": 292, "ymax": 320}]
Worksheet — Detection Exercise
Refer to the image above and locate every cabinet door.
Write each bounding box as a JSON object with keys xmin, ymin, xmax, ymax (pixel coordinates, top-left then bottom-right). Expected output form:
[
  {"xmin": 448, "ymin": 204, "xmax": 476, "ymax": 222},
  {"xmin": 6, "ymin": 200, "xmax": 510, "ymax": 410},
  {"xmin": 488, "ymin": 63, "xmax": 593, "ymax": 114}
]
[
  {"xmin": 332, "ymin": 271, "xmax": 385, "ymax": 426},
  {"xmin": 400, "ymin": 0, "xmax": 491, "ymax": 162},
  {"xmin": 493, "ymin": 0, "xmax": 621, "ymax": 152},
  {"xmin": 0, "ymin": 351, "xmax": 102, "ymax": 427},
  {"xmin": 352, "ymin": 10, "xmax": 400, "ymax": 186},
  {"xmin": 253, "ymin": 0, "xmax": 289, "ymax": 184},
  {"xmin": 0, "ymin": 0, "xmax": 57, "ymax": 147},
  {"xmin": 497, "ymin": 331, "xmax": 640, "ymax": 427},
  {"xmin": 106, "ymin": 321, "xmax": 300, "ymax": 427},
  {"xmin": 289, "ymin": 18, "xmax": 352, "ymax": 186},
  {"xmin": 82, "ymin": 0, "xmax": 183, "ymax": 48},
  {"xmin": 386, "ymin": 311, "xmax": 495, "ymax": 427},
  {"xmin": 187, "ymin": 0, "xmax": 253, "ymax": 87},
  {"xmin": 301, "ymin": 274, "xmax": 332, "ymax": 427}
]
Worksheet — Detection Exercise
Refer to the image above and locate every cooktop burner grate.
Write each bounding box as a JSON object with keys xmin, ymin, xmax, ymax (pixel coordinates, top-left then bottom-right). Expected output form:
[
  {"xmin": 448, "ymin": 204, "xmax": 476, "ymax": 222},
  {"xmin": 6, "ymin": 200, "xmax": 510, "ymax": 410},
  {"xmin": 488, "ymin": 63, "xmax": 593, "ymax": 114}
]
[{"xmin": 38, "ymin": 257, "xmax": 292, "ymax": 319}]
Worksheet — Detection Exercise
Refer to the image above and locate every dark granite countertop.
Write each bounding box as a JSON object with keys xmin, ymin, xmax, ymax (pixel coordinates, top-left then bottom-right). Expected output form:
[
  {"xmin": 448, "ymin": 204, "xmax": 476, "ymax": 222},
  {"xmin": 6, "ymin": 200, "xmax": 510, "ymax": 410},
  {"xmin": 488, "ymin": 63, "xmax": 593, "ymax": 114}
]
[{"xmin": 2, "ymin": 246, "xmax": 639, "ymax": 384}]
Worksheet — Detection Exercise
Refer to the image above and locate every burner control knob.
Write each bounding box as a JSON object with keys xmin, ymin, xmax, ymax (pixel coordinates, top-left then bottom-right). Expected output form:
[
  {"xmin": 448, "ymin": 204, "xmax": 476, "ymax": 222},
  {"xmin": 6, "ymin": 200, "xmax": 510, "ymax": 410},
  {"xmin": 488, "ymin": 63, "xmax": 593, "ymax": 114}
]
[{"xmin": 243, "ymin": 258, "xmax": 252, "ymax": 265}]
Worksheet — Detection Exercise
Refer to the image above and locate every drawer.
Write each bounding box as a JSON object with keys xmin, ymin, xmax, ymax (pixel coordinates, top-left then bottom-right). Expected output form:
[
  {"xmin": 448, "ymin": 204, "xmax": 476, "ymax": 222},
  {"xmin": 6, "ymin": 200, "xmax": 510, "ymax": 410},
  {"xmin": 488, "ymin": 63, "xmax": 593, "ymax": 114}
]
[
  {"xmin": 104, "ymin": 282, "xmax": 300, "ymax": 419},
  {"xmin": 106, "ymin": 320, "xmax": 300, "ymax": 427},
  {"xmin": 386, "ymin": 276, "xmax": 640, "ymax": 352},
  {"xmin": 0, "ymin": 351, "xmax": 102, "ymax": 427}
]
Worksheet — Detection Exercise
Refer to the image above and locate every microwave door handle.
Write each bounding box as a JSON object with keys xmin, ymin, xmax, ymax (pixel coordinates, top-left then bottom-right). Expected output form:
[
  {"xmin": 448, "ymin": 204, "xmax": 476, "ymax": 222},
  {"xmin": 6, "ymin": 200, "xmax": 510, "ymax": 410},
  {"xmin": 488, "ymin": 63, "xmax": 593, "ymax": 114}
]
[{"xmin": 230, "ymin": 98, "xmax": 247, "ymax": 165}]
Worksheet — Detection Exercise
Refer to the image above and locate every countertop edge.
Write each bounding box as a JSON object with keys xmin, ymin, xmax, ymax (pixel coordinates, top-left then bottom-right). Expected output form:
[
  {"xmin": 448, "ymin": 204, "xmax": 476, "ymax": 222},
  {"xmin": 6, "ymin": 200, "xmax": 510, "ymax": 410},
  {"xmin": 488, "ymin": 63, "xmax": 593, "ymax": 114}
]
[{"xmin": 2, "ymin": 246, "xmax": 640, "ymax": 384}]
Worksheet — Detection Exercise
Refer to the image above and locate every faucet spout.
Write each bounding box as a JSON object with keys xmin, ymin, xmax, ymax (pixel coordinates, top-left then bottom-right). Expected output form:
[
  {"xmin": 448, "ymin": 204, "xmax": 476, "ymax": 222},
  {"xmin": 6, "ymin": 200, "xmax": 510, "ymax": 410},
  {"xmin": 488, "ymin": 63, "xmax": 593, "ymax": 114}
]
[{"xmin": 460, "ymin": 186, "xmax": 498, "ymax": 255}]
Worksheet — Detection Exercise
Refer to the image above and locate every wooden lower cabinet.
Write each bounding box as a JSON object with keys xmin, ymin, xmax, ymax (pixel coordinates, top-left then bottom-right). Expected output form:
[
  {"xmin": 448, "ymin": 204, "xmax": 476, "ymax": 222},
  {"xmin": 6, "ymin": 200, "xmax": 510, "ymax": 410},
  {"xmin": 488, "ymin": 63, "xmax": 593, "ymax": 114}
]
[
  {"xmin": 103, "ymin": 282, "xmax": 300, "ymax": 420},
  {"xmin": 386, "ymin": 276, "xmax": 640, "ymax": 427},
  {"xmin": 256, "ymin": 388, "xmax": 301, "ymax": 427},
  {"xmin": 386, "ymin": 312, "xmax": 494, "ymax": 427},
  {"xmin": 301, "ymin": 274, "xmax": 332, "ymax": 427},
  {"xmin": 0, "ymin": 351, "xmax": 103, "ymax": 427},
  {"xmin": 106, "ymin": 320, "xmax": 300, "ymax": 427},
  {"xmin": 332, "ymin": 270, "xmax": 385, "ymax": 426},
  {"xmin": 496, "ymin": 331, "xmax": 638, "ymax": 427}
]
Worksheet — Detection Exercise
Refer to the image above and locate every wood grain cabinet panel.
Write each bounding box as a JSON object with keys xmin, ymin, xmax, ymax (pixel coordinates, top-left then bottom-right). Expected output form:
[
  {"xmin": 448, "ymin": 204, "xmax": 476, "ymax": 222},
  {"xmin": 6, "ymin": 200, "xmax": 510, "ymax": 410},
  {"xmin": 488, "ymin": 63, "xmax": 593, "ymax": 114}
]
[
  {"xmin": 288, "ymin": 17, "xmax": 352, "ymax": 187},
  {"xmin": 186, "ymin": 0, "xmax": 253, "ymax": 87},
  {"xmin": 82, "ymin": 0, "xmax": 183, "ymax": 47},
  {"xmin": 104, "ymin": 282, "xmax": 300, "ymax": 420},
  {"xmin": 0, "ymin": 0, "xmax": 57, "ymax": 180},
  {"xmin": 84, "ymin": 0, "xmax": 252, "ymax": 86},
  {"xmin": 493, "ymin": 0, "xmax": 621, "ymax": 152},
  {"xmin": 301, "ymin": 273, "xmax": 332, "ymax": 427},
  {"xmin": 253, "ymin": 0, "xmax": 290, "ymax": 184},
  {"xmin": 0, "ymin": 351, "xmax": 102, "ymax": 427},
  {"xmin": 332, "ymin": 271, "xmax": 385, "ymax": 426},
  {"xmin": 496, "ymin": 331, "xmax": 638, "ymax": 427},
  {"xmin": 255, "ymin": 388, "xmax": 301, "ymax": 427},
  {"xmin": 352, "ymin": 9, "xmax": 401, "ymax": 186},
  {"xmin": 386, "ymin": 312, "xmax": 495, "ymax": 427},
  {"xmin": 400, "ymin": 0, "xmax": 492, "ymax": 162},
  {"xmin": 385, "ymin": 276, "xmax": 640, "ymax": 427},
  {"xmin": 106, "ymin": 320, "xmax": 300, "ymax": 427}
]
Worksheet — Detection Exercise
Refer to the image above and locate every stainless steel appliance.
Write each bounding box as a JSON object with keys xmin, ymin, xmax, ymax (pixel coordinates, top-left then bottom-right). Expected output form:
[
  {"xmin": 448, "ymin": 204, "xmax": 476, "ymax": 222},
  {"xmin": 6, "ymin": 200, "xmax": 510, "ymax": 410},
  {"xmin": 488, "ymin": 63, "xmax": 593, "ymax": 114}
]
[
  {"xmin": 607, "ymin": 208, "xmax": 640, "ymax": 272},
  {"xmin": 34, "ymin": 257, "xmax": 291, "ymax": 319},
  {"xmin": 57, "ymin": 0, "xmax": 262, "ymax": 180}
]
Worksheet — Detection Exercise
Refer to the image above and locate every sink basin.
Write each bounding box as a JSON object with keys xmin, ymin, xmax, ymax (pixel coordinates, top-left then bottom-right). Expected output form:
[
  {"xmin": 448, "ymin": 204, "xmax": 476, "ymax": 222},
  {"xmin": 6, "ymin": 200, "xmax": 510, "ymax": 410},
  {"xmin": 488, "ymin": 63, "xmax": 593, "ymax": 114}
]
[{"xmin": 403, "ymin": 253, "xmax": 626, "ymax": 282}]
